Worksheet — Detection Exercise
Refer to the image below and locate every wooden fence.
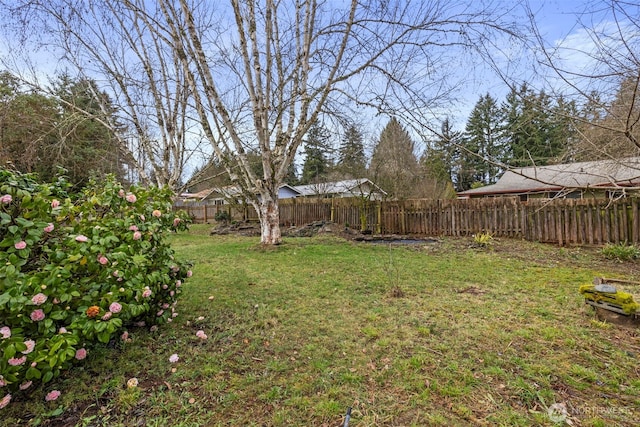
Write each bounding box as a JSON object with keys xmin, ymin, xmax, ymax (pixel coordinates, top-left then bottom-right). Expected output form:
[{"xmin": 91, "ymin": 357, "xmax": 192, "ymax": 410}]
[{"xmin": 175, "ymin": 197, "xmax": 640, "ymax": 246}]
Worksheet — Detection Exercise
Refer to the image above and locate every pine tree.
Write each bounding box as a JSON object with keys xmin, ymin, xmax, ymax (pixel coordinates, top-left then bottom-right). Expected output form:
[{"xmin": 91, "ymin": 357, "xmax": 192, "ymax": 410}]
[
  {"xmin": 369, "ymin": 118, "xmax": 420, "ymax": 199},
  {"xmin": 300, "ymin": 120, "xmax": 332, "ymax": 184},
  {"xmin": 422, "ymin": 118, "xmax": 459, "ymax": 196},
  {"xmin": 463, "ymin": 93, "xmax": 506, "ymax": 186},
  {"xmin": 502, "ymin": 84, "xmax": 568, "ymax": 167},
  {"xmin": 336, "ymin": 123, "xmax": 366, "ymax": 178}
]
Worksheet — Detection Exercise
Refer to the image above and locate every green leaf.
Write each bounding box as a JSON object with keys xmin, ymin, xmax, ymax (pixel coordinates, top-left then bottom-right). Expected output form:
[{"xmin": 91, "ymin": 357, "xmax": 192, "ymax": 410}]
[
  {"xmin": 49, "ymin": 339, "xmax": 64, "ymax": 353},
  {"xmin": 15, "ymin": 217, "xmax": 34, "ymax": 228},
  {"xmin": 4, "ymin": 344, "xmax": 16, "ymax": 360},
  {"xmin": 0, "ymin": 212, "xmax": 10, "ymax": 225},
  {"xmin": 0, "ymin": 292, "xmax": 11, "ymax": 307},
  {"xmin": 97, "ymin": 331, "xmax": 111, "ymax": 343},
  {"xmin": 26, "ymin": 367, "xmax": 42, "ymax": 380},
  {"xmin": 42, "ymin": 370, "xmax": 54, "ymax": 383}
]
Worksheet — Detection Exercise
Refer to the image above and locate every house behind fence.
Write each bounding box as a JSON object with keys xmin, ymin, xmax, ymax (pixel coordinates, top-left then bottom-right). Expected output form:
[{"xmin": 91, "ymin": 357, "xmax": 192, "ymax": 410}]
[{"xmin": 174, "ymin": 196, "xmax": 640, "ymax": 246}]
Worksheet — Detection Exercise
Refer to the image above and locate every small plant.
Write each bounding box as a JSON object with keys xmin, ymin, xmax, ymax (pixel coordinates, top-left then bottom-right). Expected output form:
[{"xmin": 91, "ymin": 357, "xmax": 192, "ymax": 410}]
[
  {"xmin": 214, "ymin": 210, "xmax": 232, "ymax": 224},
  {"xmin": 473, "ymin": 232, "xmax": 493, "ymax": 247},
  {"xmin": 601, "ymin": 243, "xmax": 640, "ymax": 261}
]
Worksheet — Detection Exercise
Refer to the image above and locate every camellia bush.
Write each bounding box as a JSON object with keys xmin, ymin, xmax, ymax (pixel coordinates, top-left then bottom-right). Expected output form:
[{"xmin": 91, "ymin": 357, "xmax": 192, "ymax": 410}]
[{"xmin": 0, "ymin": 169, "xmax": 191, "ymax": 408}]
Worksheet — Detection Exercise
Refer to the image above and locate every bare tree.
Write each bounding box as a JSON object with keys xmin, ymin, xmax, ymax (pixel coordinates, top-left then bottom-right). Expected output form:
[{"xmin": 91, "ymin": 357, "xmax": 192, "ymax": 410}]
[
  {"xmin": 530, "ymin": 0, "xmax": 640, "ymax": 160},
  {"xmin": 1, "ymin": 0, "xmax": 201, "ymax": 189},
  {"xmin": 3, "ymin": 0, "xmax": 525, "ymax": 244},
  {"xmin": 144, "ymin": 0, "xmax": 525, "ymax": 244}
]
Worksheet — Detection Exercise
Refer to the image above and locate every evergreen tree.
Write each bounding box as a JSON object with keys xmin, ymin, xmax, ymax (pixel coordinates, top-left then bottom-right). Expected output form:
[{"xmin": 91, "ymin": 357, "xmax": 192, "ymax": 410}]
[
  {"xmin": 420, "ymin": 117, "xmax": 460, "ymax": 199},
  {"xmin": 422, "ymin": 117, "xmax": 459, "ymax": 196},
  {"xmin": 52, "ymin": 75, "xmax": 127, "ymax": 185},
  {"xmin": 502, "ymin": 84, "xmax": 567, "ymax": 167},
  {"xmin": 336, "ymin": 123, "xmax": 366, "ymax": 178},
  {"xmin": 0, "ymin": 72, "xmax": 126, "ymax": 186},
  {"xmin": 300, "ymin": 120, "xmax": 332, "ymax": 184},
  {"xmin": 369, "ymin": 117, "xmax": 421, "ymax": 199},
  {"xmin": 462, "ymin": 93, "xmax": 506, "ymax": 186}
]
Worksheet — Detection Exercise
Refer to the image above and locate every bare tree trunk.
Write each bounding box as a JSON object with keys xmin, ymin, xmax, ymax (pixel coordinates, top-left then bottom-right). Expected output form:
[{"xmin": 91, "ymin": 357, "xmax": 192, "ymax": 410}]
[{"xmin": 257, "ymin": 193, "xmax": 282, "ymax": 245}]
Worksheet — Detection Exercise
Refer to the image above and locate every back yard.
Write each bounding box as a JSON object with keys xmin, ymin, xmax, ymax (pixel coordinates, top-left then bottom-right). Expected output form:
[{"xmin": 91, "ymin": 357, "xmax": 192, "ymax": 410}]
[{"xmin": 3, "ymin": 225, "xmax": 639, "ymax": 426}]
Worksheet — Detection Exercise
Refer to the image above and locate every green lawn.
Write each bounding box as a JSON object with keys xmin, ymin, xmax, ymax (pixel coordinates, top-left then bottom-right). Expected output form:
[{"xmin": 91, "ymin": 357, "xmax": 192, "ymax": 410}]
[{"xmin": 4, "ymin": 224, "xmax": 640, "ymax": 426}]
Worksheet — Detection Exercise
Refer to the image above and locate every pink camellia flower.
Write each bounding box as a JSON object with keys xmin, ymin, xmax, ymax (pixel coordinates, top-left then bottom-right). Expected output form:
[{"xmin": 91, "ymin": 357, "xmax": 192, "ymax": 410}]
[
  {"xmin": 152, "ymin": 209, "xmax": 162, "ymax": 217},
  {"xmin": 195, "ymin": 330, "xmax": 207, "ymax": 340},
  {"xmin": 22, "ymin": 340, "xmax": 35, "ymax": 354},
  {"xmin": 0, "ymin": 326, "xmax": 10, "ymax": 339},
  {"xmin": 128, "ymin": 225, "xmax": 138, "ymax": 231},
  {"xmin": 187, "ymin": 270, "xmax": 193, "ymax": 278},
  {"xmin": 101, "ymin": 311, "xmax": 112, "ymax": 321},
  {"xmin": 173, "ymin": 218, "xmax": 181, "ymax": 227},
  {"xmin": 0, "ymin": 194, "xmax": 11, "ymax": 204},
  {"xmin": 75, "ymin": 348, "xmax": 87, "ymax": 360},
  {"xmin": 171, "ymin": 311, "xmax": 178, "ymax": 317},
  {"xmin": 169, "ymin": 354, "xmax": 179, "ymax": 363},
  {"xmin": 157, "ymin": 310, "xmax": 164, "ymax": 317},
  {"xmin": 0, "ymin": 393, "xmax": 11, "ymax": 409},
  {"xmin": 44, "ymin": 223, "xmax": 54, "ymax": 233},
  {"xmin": 58, "ymin": 327, "xmax": 68, "ymax": 334},
  {"xmin": 14, "ymin": 241, "xmax": 27, "ymax": 250},
  {"xmin": 52, "ymin": 298, "xmax": 59, "ymax": 304},
  {"xmin": 162, "ymin": 303, "xmax": 170, "ymax": 309},
  {"xmin": 0, "ymin": 376, "xmax": 6, "ymax": 387},
  {"xmin": 133, "ymin": 231, "xmax": 142, "ymax": 240},
  {"xmin": 30, "ymin": 309, "xmax": 45, "ymax": 322},
  {"xmin": 139, "ymin": 215, "xmax": 145, "ymax": 221},
  {"xmin": 8, "ymin": 356, "xmax": 26, "ymax": 366},
  {"xmin": 162, "ymin": 284, "xmax": 168, "ymax": 290},
  {"xmin": 19, "ymin": 381, "xmax": 32, "ymax": 390},
  {"xmin": 32, "ymin": 293, "xmax": 47, "ymax": 305},
  {"xmin": 125, "ymin": 193, "xmax": 137, "ymax": 203},
  {"xmin": 45, "ymin": 390, "xmax": 61, "ymax": 402},
  {"xmin": 118, "ymin": 189, "xmax": 125, "ymax": 197},
  {"xmin": 170, "ymin": 291, "xmax": 175, "ymax": 297},
  {"xmin": 51, "ymin": 199, "xmax": 60, "ymax": 208},
  {"xmin": 75, "ymin": 235, "xmax": 88, "ymax": 242},
  {"xmin": 121, "ymin": 331, "xmax": 130, "ymax": 341},
  {"xmin": 176, "ymin": 280, "xmax": 182, "ymax": 287},
  {"xmin": 142, "ymin": 288, "xmax": 152, "ymax": 298},
  {"xmin": 30, "ymin": 362, "xmax": 37, "ymax": 368},
  {"xmin": 109, "ymin": 302, "xmax": 122, "ymax": 313},
  {"xmin": 98, "ymin": 255, "xmax": 109, "ymax": 265}
]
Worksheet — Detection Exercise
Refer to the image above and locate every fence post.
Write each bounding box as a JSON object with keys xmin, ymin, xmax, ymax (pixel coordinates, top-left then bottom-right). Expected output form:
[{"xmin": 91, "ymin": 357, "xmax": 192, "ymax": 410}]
[
  {"xmin": 331, "ymin": 198, "xmax": 335, "ymax": 223},
  {"xmin": 376, "ymin": 202, "xmax": 382, "ymax": 234}
]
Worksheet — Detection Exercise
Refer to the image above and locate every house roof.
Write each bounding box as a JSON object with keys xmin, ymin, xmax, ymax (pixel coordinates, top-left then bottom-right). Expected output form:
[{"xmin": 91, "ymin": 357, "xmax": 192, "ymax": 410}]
[
  {"xmin": 458, "ymin": 157, "xmax": 640, "ymax": 196},
  {"xmin": 293, "ymin": 178, "xmax": 386, "ymax": 197},
  {"xmin": 179, "ymin": 184, "xmax": 301, "ymax": 201}
]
